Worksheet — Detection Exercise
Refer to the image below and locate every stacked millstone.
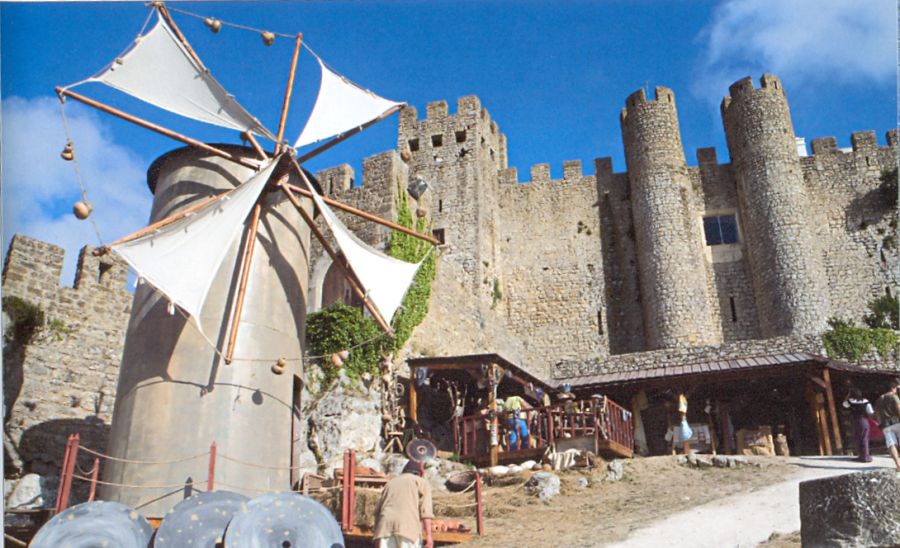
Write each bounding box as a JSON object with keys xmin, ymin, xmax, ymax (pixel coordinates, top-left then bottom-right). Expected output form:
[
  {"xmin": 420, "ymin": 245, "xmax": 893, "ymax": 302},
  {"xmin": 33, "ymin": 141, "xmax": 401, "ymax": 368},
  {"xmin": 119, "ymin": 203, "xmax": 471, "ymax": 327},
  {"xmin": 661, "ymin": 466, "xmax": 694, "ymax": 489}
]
[
  {"xmin": 721, "ymin": 75, "xmax": 830, "ymax": 337},
  {"xmin": 799, "ymin": 469, "xmax": 900, "ymax": 547}
]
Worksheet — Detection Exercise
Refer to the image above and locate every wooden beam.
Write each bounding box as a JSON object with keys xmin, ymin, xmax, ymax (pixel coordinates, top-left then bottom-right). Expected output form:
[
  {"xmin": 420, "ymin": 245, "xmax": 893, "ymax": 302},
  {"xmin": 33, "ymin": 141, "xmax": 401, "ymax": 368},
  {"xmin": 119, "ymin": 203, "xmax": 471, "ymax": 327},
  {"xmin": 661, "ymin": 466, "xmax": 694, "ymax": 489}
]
[
  {"xmin": 296, "ymin": 104, "xmax": 405, "ymax": 164},
  {"xmin": 155, "ymin": 3, "xmax": 207, "ymax": 70},
  {"xmin": 224, "ymin": 204, "xmax": 262, "ymax": 364},
  {"xmin": 274, "ymin": 33, "xmax": 303, "ymax": 154},
  {"xmin": 282, "ymin": 179, "xmax": 439, "ymax": 245},
  {"xmin": 806, "ymin": 375, "xmax": 828, "ymax": 391},
  {"xmin": 488, "ymin": 363, "xmax": 499, "ymax": 467},
  {"xmin": 58, "ymin": 88, "xmax": 261, "ymax": 171},
  {"xmin": 822, "ymin": 368, "xmax": 843, "ymax": 454},
  {"xmin": 242, "ymin": 131, "xmax": 269, "ymax": 161},
  {"xmin": 279, "ymin": 184, "xmax": 394, "ymax": 336}
]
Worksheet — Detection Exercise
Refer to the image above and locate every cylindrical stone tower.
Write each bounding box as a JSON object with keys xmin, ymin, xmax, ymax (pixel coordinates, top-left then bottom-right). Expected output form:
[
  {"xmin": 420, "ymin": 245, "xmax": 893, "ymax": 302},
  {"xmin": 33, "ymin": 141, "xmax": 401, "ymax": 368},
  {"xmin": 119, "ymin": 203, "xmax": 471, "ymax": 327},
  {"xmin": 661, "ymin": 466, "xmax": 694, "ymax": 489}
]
[
  {"xmin": 722, "ymin": 75, "xmax": 829, "ymax": 336},
  {"xmin": 101, "ymin": 146, "xmax": 312, "ymax": 515},
  {"xmin": 620, "ymin": 87, "xmax": 715, "ymax": 350}
]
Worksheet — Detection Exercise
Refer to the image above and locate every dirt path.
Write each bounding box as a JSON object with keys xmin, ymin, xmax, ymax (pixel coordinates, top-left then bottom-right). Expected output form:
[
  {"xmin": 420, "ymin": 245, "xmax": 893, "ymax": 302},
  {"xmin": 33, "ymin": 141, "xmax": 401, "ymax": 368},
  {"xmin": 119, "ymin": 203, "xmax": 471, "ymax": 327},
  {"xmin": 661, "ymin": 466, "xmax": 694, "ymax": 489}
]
[
  {"xmin": 456, "ymin": 454, "xmax": 896, "ymax": 547},
  {"xmin": 604, "ymin": 455, "xmax": 896, "ymax": 548}
]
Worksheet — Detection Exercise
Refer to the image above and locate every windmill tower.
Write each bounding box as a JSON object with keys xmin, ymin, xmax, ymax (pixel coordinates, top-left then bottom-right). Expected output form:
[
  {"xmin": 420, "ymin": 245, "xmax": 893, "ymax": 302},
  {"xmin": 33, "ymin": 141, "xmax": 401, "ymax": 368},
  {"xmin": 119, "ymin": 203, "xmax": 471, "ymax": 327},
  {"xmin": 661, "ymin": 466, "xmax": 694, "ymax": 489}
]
[{"xmin": 51, "ymin": 3, "xmax": 436, "ymax": 517}]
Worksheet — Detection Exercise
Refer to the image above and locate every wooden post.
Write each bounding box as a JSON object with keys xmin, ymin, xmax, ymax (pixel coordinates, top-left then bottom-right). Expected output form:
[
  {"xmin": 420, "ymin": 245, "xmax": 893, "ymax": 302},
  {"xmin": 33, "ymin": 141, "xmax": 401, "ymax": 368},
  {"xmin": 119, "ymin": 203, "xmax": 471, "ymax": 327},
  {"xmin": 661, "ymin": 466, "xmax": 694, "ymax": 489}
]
[
  {"xmin": 225, "ymin": 204, "xmax": 263, "ymax": 363},
  {"xmin": 54, "ymin": 433, "xmax": 80, "ymax": 514},
  {"xmin": 242, "ymin": 131, "xmax": 269, "ymax": 161},
  {"xmin": 475, "ymin": 471, "xmax": 484, "ymax": 536},
  {"xmin": 341, "ymin": 450, "xmax": 350, "ymax": 531},
  {"xmin": 274, "ymin": 34, "xmax": 304, "ymax": 154},
  {"xmin": 409, "ymin": 370, "xmax": 418, "ymax": 423},
  {"xmin": 452, "ymin": 415, "xmax": 460, "ymax": 456},
  {"xmin": 87, "ymin": 457, "xmax": 100, "ymax": 502},
  {"xmin": 488, "ymin": 364, "xmax": 499, "ymax": 467},
  {"xmin": 348, "ymin": 449, "xmax": 356, "ymax": 531},
  {"xmin": 817, "ymin": 393, "xmax": 832, "ymax": 456},
  {"xmin": 280, "ymin": 183, "xmax": 394, "ymax": 335},
  {"xmin": 806, "ymin": 384, "xmax": 825, "ymax": 456},
  {"xmin": 57, "ymin": 88, "xmax": 261, "ymax": 171},
  {"xmin": 207, "ymin": 441, "xmax": 217, "ymax": 491},
  {"xmin": 822, "ymin": 368, "xmax": 843, "ymax": 454}
]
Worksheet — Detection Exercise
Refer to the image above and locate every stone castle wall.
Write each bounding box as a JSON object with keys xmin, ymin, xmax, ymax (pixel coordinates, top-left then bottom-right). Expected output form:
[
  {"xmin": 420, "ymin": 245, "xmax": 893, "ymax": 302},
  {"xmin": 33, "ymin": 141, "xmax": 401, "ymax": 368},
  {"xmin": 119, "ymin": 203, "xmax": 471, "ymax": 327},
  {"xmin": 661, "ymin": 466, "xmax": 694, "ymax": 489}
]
[{"xmin": 2, "ymin": 235, "xmax": 132, "ymax": 476}]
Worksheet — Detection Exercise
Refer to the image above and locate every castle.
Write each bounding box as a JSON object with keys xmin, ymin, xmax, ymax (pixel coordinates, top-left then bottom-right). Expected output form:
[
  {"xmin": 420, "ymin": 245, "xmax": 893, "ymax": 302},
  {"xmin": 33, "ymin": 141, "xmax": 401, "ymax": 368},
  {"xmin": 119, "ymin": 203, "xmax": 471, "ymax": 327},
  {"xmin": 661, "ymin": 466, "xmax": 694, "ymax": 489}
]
[
  {"xmin": 309, "ymin": 74, "xmax": 898, "ymax": 380},
  {"xmin": 3, "ymin": 73, "xmax": 897, "ymax": 481}
]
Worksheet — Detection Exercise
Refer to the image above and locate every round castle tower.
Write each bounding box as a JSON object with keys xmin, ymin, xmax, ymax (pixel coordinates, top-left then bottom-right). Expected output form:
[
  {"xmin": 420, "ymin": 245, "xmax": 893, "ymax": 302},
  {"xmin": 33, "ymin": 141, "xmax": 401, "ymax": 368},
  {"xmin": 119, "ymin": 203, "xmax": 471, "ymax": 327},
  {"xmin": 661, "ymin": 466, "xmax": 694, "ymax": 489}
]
[
  {"xmin": 620, "ymin": 87, "xmax": 715, "ymax": 349},
  {"xmin": 721, "ymin": 74, "xmax": 829, "ymax": 336}
]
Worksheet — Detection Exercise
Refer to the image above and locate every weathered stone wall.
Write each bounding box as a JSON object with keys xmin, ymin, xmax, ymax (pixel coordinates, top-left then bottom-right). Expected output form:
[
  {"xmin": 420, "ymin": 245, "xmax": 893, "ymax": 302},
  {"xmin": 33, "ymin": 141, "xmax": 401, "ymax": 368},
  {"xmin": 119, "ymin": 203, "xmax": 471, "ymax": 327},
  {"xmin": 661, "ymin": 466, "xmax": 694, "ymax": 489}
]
[
  {"xmin": 722, "ymin": 74, "xmax": 831, "ymax": 337},
  {"xmin": 621, "ymin": 87, "xmax": 716, "ymax": 349},
  {"xmin": 2, "ymin": 235, "xmax": 131, "ymax": 476}
]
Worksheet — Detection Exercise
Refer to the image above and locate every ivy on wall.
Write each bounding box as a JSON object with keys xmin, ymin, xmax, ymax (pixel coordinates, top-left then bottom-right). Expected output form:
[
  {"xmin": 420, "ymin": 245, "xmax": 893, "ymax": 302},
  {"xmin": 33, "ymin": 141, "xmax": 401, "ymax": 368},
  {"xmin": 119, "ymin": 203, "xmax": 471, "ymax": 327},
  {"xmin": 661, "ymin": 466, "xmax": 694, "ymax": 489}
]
[
  {"xmin": 822, "ymin": 317, "xmax": 898, "ymax": 362},
  {"xmin": 2, "ymin": 296, "xmax": 45, "ymax": 345},
  {"xmin": 306, "ymin": 186, "xmax": 436, "ymax": 383}
]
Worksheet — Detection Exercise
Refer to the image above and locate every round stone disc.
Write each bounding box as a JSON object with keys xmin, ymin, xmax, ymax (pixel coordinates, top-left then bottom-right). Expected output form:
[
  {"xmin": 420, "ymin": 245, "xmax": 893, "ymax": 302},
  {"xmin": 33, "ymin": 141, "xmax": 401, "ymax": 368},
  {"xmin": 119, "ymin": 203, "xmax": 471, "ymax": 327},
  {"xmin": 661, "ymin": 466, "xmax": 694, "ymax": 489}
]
[
  {"xmin": 224, "ymin": 492, "xmax": 343, "ymax": 548},
  {"xmin": 154, "ymin": 490, "xmax": 249, "ymax": 547},
  {"xmin": 31, "ymin": 500, "xmax": 152, "ymax": 548}
]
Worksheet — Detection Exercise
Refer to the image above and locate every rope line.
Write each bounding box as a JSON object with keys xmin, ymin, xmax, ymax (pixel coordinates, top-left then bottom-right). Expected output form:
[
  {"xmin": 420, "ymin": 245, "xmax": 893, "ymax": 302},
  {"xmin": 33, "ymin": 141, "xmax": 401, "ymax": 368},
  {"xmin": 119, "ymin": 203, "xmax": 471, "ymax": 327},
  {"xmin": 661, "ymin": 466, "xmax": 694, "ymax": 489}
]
[
  {"xmin": 216, "ymin": 452, "xmax": 306, "ymax": 471},
  {"xmin": 79, "ymin": 445, "xmax": 209, "ymax": 465},
  {"xmin": 71, "ymin": 473, "xmax": 207, "ymax": 490},
  {"xmin": 58, "ymin": 100, "xmax": 105, "ymax": 246},
  {"xmin": 165, "ymin": 5, "xmax": 297, "ymax": 39}
]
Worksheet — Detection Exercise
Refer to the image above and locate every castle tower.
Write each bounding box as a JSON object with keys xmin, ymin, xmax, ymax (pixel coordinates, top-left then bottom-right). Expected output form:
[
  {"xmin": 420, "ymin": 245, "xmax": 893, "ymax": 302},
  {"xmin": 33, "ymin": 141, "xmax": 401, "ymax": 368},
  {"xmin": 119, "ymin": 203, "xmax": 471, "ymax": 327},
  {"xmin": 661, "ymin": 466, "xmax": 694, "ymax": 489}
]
[
  {"xmin": 102, "ymin": 146, "xmax": 312, "ymax": 515},
  {"xmin": 721, "ymin": 75, "xmax": 829, "ymax": 336},
  {"xmin": 398, "ymin": 97, "xmax": 506, "ymax": 303},
  {"xmin": 620, "ymin": 87, "xmax": 716, "ymax": 349}
]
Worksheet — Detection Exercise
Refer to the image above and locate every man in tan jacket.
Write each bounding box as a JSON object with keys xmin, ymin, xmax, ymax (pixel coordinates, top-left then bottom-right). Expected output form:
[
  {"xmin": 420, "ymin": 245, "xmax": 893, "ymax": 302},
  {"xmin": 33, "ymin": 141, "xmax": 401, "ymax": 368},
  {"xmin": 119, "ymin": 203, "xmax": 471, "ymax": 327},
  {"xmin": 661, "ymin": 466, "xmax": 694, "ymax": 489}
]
[{"xmin": 373, "ymin": 459, "xmax": 434, "ymax": 548}]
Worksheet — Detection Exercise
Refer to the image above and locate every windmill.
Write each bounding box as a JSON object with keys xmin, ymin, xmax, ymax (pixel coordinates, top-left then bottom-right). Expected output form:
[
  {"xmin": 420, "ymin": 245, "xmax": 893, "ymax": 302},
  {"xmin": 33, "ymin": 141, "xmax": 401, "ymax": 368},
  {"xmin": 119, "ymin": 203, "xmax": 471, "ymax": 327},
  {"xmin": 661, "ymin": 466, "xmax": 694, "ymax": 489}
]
[{"xmin": 52, "ymin": 2, "xmax": 437, "ymax": 517}]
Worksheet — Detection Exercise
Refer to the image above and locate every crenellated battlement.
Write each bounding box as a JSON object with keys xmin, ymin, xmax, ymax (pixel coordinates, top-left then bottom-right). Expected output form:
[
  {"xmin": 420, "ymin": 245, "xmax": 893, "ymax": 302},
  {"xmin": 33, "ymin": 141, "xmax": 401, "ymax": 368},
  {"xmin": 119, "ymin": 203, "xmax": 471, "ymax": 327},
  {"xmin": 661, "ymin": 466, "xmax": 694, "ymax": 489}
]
[
  {"xmin": 808, "ymin": 130, "xmax": 898, "ymax": 156},
  {"xmin": 721, "ymin": 74, "xmax": 785, "ymax": 113},
  {"xmin": 620, "ymin": 86, "xmax": 676, "ymax": 123},
  {"xmin": 498, "ymin": 160, "xmax": 593, "ymax": 187}
]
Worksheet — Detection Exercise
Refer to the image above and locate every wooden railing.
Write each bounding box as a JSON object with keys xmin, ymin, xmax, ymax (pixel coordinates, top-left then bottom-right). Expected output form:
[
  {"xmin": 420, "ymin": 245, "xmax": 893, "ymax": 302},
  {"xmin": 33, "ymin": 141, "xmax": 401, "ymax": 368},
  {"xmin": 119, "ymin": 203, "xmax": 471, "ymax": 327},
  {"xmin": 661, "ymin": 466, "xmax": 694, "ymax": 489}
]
[{"xmin": 453, "ymin": 397, "xmax": 633, "ymax": 462}]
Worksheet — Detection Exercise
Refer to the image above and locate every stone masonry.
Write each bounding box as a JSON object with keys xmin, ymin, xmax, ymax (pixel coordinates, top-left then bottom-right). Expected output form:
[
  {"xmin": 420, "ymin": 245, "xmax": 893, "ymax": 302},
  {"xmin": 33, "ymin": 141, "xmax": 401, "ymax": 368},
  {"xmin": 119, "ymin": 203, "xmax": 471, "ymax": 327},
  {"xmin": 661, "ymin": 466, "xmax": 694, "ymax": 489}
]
[
  {"xmin": 2, "ymin": 235, "xmax": 132, "ymax": 477},
  {"xmin": 307, "ymin": 74, "xmax": 898, "ymax": 380}
]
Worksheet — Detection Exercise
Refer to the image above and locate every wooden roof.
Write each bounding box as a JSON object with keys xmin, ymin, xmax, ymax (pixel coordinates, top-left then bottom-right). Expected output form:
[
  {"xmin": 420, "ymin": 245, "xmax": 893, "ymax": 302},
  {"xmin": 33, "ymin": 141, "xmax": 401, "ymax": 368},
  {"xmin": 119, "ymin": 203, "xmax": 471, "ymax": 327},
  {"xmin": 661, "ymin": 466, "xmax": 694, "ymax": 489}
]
[{"xmin": 407, "ymin": 353, "xmax": 554, "ymax": 393}]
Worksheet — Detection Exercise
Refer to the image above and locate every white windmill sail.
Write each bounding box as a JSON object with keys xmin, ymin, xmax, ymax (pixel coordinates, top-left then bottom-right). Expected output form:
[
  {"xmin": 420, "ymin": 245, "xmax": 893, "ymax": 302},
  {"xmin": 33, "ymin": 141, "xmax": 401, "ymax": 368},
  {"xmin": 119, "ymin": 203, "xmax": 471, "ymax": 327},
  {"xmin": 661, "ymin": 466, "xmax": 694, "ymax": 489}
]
[
  {"xmin": 75, "ymin": 12, "xmax": 275, "ymax": 140},
  {"xmin": 302, "ymin": 177, "xmax": 425, "ymax": 324},
  {"xmin": 293, "ymin": 57, "xmax": 404, "ymax": 149},
  {"xmin": 111, "ymin": 158, "xmax": 279, "ymax": 324}
]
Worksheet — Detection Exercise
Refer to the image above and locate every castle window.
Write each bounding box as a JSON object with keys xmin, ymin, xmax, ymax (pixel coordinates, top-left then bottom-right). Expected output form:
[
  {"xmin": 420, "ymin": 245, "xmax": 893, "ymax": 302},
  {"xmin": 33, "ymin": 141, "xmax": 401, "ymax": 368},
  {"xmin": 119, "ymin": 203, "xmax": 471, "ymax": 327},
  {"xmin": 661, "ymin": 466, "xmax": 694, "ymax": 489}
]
[
  {"xmin": 431, "ymin": 134, "xmax": 443, "ymax": 147},
  {"xmin": 729, "ymin": 296, "xmax": 737, "ymax": 322},
  {"xmin": 98, "ymin": 262, "xmax": 113, "ymax": 285},
  {"xmin": 438, "ymin": 199, "xmax": 443, "ymax": 213},
  {"xmin": 455, "ymin": 130, "xmax": 467, "ymax": 143},
  {"xmin": 432, "ymin": 228, "xmax": 446, "ymax": 245},
  {"xmin": 703, "ymin": 214, "xmax": 739, "ymax": 246},
  {"xmin": 597, "ymin": 311, "xmax": 604, "ymax": 336},
  {"xmin": 408, "ymin": 138, "xmax": 419, "ymax": 152}
]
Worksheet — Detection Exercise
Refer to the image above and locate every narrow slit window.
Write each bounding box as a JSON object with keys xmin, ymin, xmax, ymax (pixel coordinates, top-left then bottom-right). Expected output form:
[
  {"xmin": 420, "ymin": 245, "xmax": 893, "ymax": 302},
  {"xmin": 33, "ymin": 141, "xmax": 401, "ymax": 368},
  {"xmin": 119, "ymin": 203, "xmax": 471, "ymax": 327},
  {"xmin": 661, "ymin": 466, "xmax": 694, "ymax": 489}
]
[
  {"xmin": 597, "ymin": 311, "xmax": 604, "ymax": 335},
  {"xmin": 438, "ymin": 199, "xmax": 443, "ymax": 213},
  {"xmin": 729, "ymin": 296, "xmax": 737, "ymax": 322}
]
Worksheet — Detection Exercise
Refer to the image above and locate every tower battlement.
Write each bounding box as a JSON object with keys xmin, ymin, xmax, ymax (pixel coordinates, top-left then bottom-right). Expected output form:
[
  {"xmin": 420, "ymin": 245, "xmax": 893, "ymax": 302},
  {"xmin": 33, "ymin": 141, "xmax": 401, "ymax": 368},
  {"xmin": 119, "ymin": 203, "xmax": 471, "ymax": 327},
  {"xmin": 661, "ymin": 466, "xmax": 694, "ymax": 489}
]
[
  {"xmin": 721, "ymin": 74, "xmax": 784, "ymax": 113},
  {"xmin": 620, "ymin": 86, "xmax": 676, "ymax": 123}
]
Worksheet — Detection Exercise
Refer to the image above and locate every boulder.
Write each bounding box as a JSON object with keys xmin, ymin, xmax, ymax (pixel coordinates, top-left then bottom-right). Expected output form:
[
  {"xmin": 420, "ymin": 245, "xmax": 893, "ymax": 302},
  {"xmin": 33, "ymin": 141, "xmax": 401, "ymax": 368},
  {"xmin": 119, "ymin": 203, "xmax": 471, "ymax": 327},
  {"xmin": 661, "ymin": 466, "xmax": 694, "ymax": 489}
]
[
  {"xmin": 524, "ymin": 472, "xmax": 561, "ymax": 502},
  {"xmin": 520, "ymin": 460, "xmax": 537, "ymax": 470},
  {"xmin": 507, "ymin": 465, "xmax": 523, "ymax": 474},
  {"xmin": 575, "ymin": 477, "xmax": 590, "ymax": 490},
  {"xmin": 606, "ymin": 460, "xmax": 625, "ymax": 482},
  {"xmin": 8, "ymin": 474, "xmax": 44, "ymax": 509},
  {"xmin": 488, "ymin": 465, "xmax": 509, "ymax": 477},
  {"xmin": 800, "ymin": 469, "xmax": 900, "ymax": 548}
]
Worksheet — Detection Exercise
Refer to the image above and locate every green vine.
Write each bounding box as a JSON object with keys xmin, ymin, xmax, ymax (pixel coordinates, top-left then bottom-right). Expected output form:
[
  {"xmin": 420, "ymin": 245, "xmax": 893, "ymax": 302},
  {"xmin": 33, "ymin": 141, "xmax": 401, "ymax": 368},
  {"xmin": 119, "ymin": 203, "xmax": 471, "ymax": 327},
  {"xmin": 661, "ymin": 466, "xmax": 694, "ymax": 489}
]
[
  {"xmin": 822, "ymin": 317, "xmax": 898, "ymax": 362},
  {"xmin": 863, "ymin": 294, "xmax": 899, "ymax": 330},
  {"xmin": 305, "ymin": 184, "xmax": 436, "ymax": 383},
  {"xmin": 2, "ymin": 296, "xmax": 45, "ymax": 345}
]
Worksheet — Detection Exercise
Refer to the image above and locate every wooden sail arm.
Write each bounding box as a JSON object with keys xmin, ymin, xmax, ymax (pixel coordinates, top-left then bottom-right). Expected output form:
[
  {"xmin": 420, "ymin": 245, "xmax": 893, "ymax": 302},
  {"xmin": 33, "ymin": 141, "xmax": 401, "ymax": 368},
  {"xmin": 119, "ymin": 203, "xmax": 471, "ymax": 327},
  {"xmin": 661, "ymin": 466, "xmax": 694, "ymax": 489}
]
[
  {"xmin": 279, "ymin": 183, "xmax": 394, "ymax": 336},
  {"xmin": 275, "ymin": 33, "xmax": 304, "ymax": 154},
  {"xmin": 57, "ymin": 88, "xmax": 262, "ymax": 172},
  {"xmin": 224, "ymin": 203, "xmax": 263, "ymax": 364},
  {"xmin": 285, "ymin": 157, "xmax": 440, "ymax": 245},
  {"xmin": 242, "ymin": 131, "xmax": 269, "ymax": 161},
  {"xmin": 154, "ymin": 2, "xmax": 208, "ymax": 71},
  {"xmin": 295, "ymin": 104, "xmax": 405, "ymax": 164}
]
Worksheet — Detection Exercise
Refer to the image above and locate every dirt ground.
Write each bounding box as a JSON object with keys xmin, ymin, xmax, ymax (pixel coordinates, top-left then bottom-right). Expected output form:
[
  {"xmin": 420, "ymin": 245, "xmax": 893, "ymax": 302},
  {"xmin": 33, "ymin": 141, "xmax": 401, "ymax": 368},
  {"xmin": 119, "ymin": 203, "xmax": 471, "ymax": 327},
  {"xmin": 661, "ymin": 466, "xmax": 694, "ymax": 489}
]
[{"xmin": 449, "ymin": 455, "xmax": 799, "ymax": 548}]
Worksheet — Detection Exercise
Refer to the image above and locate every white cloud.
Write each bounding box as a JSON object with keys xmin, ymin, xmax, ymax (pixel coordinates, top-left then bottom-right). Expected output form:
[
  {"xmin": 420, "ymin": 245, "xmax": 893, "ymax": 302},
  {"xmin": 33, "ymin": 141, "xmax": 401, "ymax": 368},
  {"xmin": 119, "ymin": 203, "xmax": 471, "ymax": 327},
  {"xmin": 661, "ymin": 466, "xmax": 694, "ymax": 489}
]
[
  {"xmin": 2, "ymin": 96, "xmax": 152, "ymax": 286},
  {"xmin": 695, "ymin": 0, "xmax": 896, "ymax": 101}
]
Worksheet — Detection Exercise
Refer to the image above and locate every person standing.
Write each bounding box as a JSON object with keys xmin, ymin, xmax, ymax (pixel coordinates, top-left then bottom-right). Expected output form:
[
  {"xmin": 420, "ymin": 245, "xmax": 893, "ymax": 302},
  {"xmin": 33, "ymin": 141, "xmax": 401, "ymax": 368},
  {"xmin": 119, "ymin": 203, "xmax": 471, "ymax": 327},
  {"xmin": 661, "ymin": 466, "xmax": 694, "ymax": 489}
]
[
  {"xmin": 842, "ymin": 388, "xmax": 874, "ymax": 463},
  {"xmin": 373, "ymin": 460, "xmax": 434, "ymax": 548},
  {"xmin": 874, "ymin": 378, "xmax": 900, "ymax": 471}
]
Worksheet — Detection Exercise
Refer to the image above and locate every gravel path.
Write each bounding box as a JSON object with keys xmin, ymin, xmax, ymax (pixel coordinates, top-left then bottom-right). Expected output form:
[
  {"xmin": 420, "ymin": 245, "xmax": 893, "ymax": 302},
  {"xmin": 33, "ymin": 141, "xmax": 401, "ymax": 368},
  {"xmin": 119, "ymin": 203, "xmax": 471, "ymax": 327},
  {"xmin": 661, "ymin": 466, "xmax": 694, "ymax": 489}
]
[{"xmin": 604, "ymin": 455, "xmax": 897, "ymax": 548}]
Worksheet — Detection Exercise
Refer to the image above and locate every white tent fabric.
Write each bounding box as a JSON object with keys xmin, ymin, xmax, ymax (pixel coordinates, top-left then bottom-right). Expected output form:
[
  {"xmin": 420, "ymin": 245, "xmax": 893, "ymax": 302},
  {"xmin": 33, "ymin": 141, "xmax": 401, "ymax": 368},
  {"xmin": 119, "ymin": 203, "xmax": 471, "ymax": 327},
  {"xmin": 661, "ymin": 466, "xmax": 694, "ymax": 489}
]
[
  {"xmin": 111, "ymin": 159, "xmax": 279, "ymax": 324},
  {"xmin": 293, "ymin": 58, "xmax": 404, "ymax": 148},
  {"xmin": 302, "ymin": 177, "xmax": 425, "ymax": 324},
  {"xmin": 84, "ymin": 13, "xmax": 275, "ymax": 140}
]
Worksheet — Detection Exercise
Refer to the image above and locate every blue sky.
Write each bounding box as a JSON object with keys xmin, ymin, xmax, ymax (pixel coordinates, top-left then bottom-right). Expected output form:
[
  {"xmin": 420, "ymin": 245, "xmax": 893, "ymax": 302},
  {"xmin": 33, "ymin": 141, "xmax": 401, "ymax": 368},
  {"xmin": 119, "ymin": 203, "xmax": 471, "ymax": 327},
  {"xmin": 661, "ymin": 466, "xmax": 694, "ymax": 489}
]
[{"xmin": 1, "ymin": 1, "xmax": 896, "ymax": 284}]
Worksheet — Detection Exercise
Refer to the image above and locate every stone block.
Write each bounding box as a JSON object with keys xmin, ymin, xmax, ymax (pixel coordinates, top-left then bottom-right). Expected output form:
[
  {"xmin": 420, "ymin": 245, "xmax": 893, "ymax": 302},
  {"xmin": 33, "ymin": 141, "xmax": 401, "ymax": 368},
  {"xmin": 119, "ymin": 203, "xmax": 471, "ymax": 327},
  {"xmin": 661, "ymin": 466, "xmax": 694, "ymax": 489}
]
[{"xmin": 799, "ymin": 469, "xmax": 900, "ymax": 548}]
